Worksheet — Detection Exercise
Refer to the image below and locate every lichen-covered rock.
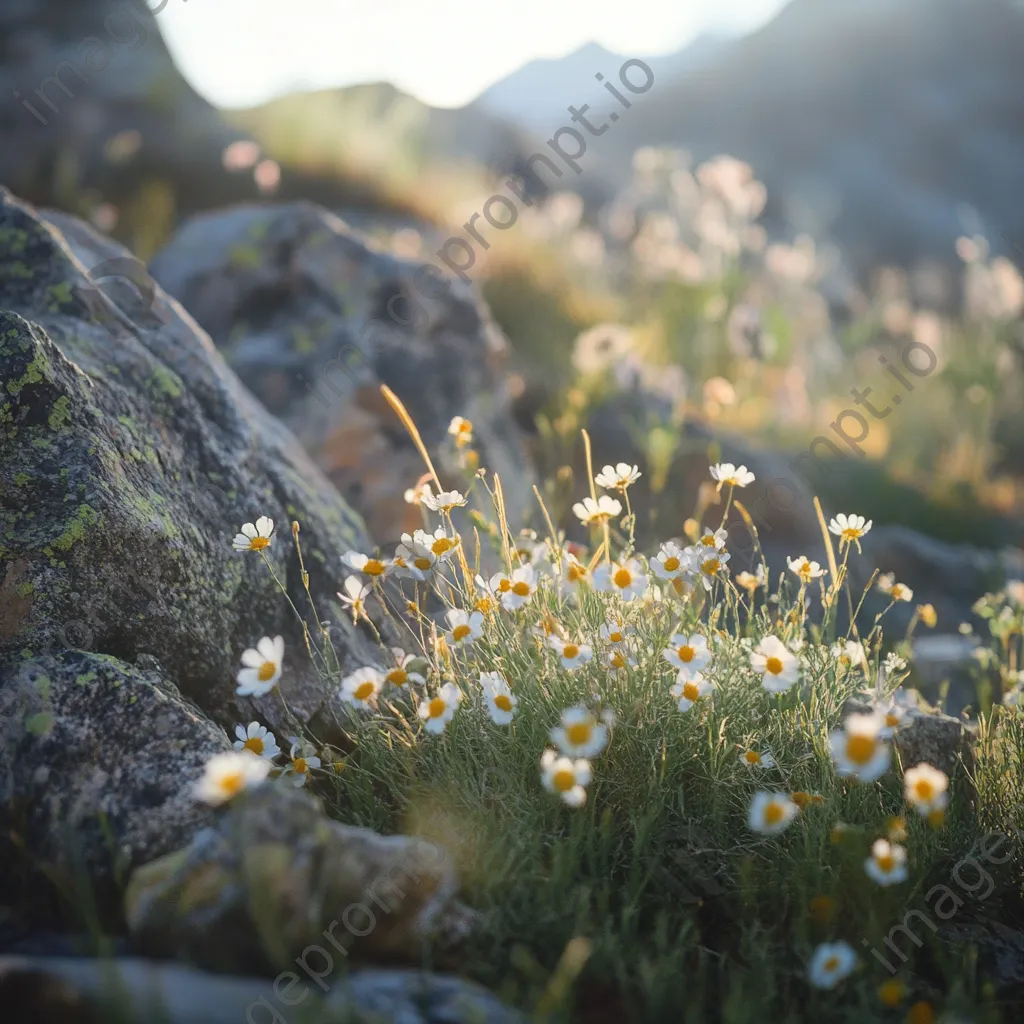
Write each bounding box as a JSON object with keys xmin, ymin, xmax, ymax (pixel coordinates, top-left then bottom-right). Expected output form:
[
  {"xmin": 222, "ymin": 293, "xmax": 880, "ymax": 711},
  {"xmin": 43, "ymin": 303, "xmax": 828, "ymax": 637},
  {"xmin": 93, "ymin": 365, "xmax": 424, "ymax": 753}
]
[
  {"xmin": 126, "ymin": 784, "xmax": 476, "ymax": 975},
  {"xmin": 0, "ymin": 956, "xmax": 526, "ymax": 1024},
  {"xmin": 896, "ymin": 705, "xmax": 976, "ymax": 782},
  {"xmin": 0, "ymin": 649, "xmax": 229, "ymax": 922},
  {"xmin": 149, "ymin": 202, "xmax": 535, "ymax": 543},
  {"xmin": 0, "ymin": 188, "xmax": 383, "ymax": 730}
]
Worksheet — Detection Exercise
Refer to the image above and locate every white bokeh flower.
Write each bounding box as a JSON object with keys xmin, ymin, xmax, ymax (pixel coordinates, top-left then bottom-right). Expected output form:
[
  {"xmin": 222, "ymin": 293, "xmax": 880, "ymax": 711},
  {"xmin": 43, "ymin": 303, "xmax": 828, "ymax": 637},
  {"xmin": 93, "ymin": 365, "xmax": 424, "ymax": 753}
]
[{"xmin": 235, "ymin": 635, "xmax": 284, "ymax": 697}]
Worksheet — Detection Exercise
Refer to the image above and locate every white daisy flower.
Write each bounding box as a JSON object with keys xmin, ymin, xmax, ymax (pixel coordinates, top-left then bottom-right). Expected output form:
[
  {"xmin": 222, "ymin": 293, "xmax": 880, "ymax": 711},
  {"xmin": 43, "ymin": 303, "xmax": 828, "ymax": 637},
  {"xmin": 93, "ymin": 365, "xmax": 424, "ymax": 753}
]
[
  {"xmin": 865, "ymin": 838, "xmax": 908, "ymax": 886},
  {"xmin": 747, "ymin": 791, "xmax": 799, "ymax": 834},
  {"xmin": 444, "ymin": 608, "xmax": 484, "ymax": 647},
  {"xmin": 890, "ymin": 582, "xmax": 914, "ymax": 602},
  {"xmin": 695, "ymin": 550, "xmax": 730, "ymax": 591},
  {"xmin": 599, "ymin": 621, "xmax": 634, "ymax": 645},
  {"xmin": 696, "ymin": 527, "xmax": 728, "ymax": 551},
  {"xmin": 594, "ymin": 462, "xmax": 642, "ymax": 491},
  {"xmin": 671, "ymin": 672, "xmax": 715, "ymax": 711},
  {"xmin": 547, "ymin": 635, "xmax": 593, "ymax": 670},
  {"xmin": 382, "ymin": 650, "xmax": 427, "ymax": 689},
  {"xmin": 903, "ymin": 763, "xmax": 949, "ymax": 816},
  {"xmin": 448, "ymin": 416, "xmax": 473, "ymax": 448},
  {"xmin": 828, "ymin": 513, "xmax": 872, "ymax": 551},
  {"xmin": 232, "ymin": 516, "xmax": 274, "ymax": 553},
  {"xmin": 750, "ymin": 635, "xmax": 799, "ymax": 692},
  {"xmin": 829, "ymin": 713, "xmax": 891, "ymax": 782},
  {"xmin": 194, "ymin": 751, "xmax": 270, "ymax": 805},
  {"xmin": 788, "ymin": 556, "xmax": 825, "ymax": 583},
  {"xmin": 481, "ymin": 672, "xmax": 518, "ymax": 725},
  {"xmin": 285, "ymin": 740, "xmax": 322, "ymax": 787},
  {"xmin": 572, "ymin": 495, "xmax": 622, "ymax": 526},
  {"xmin": 540, "ymin": 749, "xmax": 592, "ymax": 807},
  {"xmin": 340, "ymin": 666, "xmax": 384, "ymax": 709},
  {"xmin": 342, "ymin": 551, "xmax": 389, "ymax": 578},
  {"xmin": 232, "ymin": 721, "xmax": 281, "ymax": 760},
  {"xmin": 414, "ymin": 527, "xmax": 460, "ymax": 562},
  {"xmin": 559, "ymin": 552, "xmax": 590, "ymax": 592},
  {"xmin": 422, "ymin": 490, "xmax": 468, "ymax": 513},
  {"xmin": 651, "ymin": 541, "xmax": 690, "ymax": 580},
  {"xmin": 394, "ymin": 534, "xmax": 437, "ymax": 580},
  {"xmin": 831, "ymin": 640, "xmax": 865, "ymax": 668},
  {"xmin": 489, "ymin": 563, "xmax": 538, "ymax": 611},
  {"xmin": 740, "ymin": 749, "xmax": 776, "ymax": 769},
  {"xmin": 403, "ymin": 481, "xmax": 433, "ymax": 506},
  {"xmin": 662, "ymin": 632, "xmax": 711, "ymax": 676},
  {"xmin": 874, "ymin": 695, "xmax": 911, "ymax": 738},
  {"xmin": 807, "ymin": 942, "xmax": 857, "ymax": 989},
  {"xmin": 710, "ymin": 463, "xmax": 755, "ymax": 489},
  {"xmin": 606, "ymin": 646, "xmax": 638, "ymax": 673},
  {"xmin": 418, "ymin": 681, "xmax": 462, "ymax": 734},
  {"xmin": 235, "ymin": 635, "xmax": 284, "ymax": 697},
  {"xmin": 735, "ymin": 565, "xmax": 767, "ymax": 592},
  {"xmin": 592, "ymin": 558, "xmax": 649, "ymax": 602},
  {"xmin": 338, "ymin": 576, "xmax": 372, "ymax": 623},
  {"xmin": 550, "ymin": 705, "xmax": 611, "ymax": 758}
]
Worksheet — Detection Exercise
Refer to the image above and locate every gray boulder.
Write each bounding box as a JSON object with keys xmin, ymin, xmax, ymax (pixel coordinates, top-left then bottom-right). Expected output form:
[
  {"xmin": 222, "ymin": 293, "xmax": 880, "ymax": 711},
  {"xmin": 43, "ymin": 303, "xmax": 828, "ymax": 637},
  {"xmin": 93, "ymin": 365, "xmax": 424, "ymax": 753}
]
[
  {"xmin": 0, "ymin": 187, "xmax": 382, "ymax": 732},
  {"xmin": 149, "ymin": 202, "xmax": 535, "ymax": 543},
  {"xmin": 0, "ymin": 650, "xmax": 229, "ymax": 920},
  {"xmin": 0, "ymin": 955, "xmax": 526, "ymax": 1024}
]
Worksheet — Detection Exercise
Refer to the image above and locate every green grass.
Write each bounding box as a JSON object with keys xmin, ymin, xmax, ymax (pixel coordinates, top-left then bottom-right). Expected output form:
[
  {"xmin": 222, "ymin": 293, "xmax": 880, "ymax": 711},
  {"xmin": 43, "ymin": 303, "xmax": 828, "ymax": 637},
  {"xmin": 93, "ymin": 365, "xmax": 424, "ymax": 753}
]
[{"xmin": 249, "ymin": 456, "xmax": 1024, "ymax": 1023}]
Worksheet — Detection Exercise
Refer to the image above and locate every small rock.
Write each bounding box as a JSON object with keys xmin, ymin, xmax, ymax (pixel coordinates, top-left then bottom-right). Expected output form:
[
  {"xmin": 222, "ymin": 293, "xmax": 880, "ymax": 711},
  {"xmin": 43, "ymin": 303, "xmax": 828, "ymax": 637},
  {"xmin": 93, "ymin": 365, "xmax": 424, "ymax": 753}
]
[
  {"xmin": 126, "ymin": 784, "xmax": 476, "ymax": 975},
  {"xmin": 895, "ymin": 705, "xmax": 976, "ymax": 781},
  {"xmin": 0, "ymin": 955, "xmax": 525, "ymax": 1024}
]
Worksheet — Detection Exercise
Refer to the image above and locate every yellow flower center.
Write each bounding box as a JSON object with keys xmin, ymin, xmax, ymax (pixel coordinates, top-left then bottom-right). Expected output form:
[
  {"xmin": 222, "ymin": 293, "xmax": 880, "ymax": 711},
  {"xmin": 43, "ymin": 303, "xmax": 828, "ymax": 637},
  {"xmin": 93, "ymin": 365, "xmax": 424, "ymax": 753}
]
[
  {"xmin": 678, "ymin": 644, "xmax": 695, "ymax": 663},
  {"xmin": 744, "ymin": 751, "xmax": 760, "ymax": 765},
  {"xmin": 249, "ymin": 536, "xmax": 270, "ymax": 551},
  {"xmin": 566, "ymin": 721, "xmax": 592, "ymax": 746},
  {"xmin": 663, "ymin": 556, "xmax": 680, "ymax": 572},
  {"xmin": 892, "ymin": 585, "xmax": 904, "ymax": 600},
  {"xmin": 765, "ymin": 656, "xmax": 783, "ymax": 675},
  {"xmin": 220, "ymin": 770, "xmax": 245, "ymax": 796},
  {"xmin": 553, "ymin": 768, "xmax": 576, "ymax": 793},
  {"xmin": 493, "ymin": 694, "xmax": 513, "ymax": 712},
  {"xmin": 452, "ymin": 624, "xmax": 471, "ymax": 642},
  {"xmin": 363, "ymin": 559, "xmax": 386, "ymax": 576},
  {"xmin": 562, "ymin": 643, "xmax": 580, "ymax": 660},
  {"xmin": 702, "ymin": 558, "xmax": 720, "ymax": 575},
  {"xmin": 512, "ymin": 581, "xmax": 531, "ymax": 597},
  {"xmin": 257, "ymin": 660, "xmax": 276, "ymax": 682},
  {"xmin": 432, "ymin": 537, "xmax": 454, "ymax": 555},
  {"xmin": 476, "ymin": 597, "xmax": 495, "ymax": 614},
  {"xmin": 841, "ymin": 527, "xmax": 861, "ymax": 542},
  {"xmin": 791, "ymin": 791, "xmax": 810, "ymax": 809},
  {"xmin": 610, "ymin": 652, "xmax": 626, "ymax": 668},
  {"xmin": 876, "ymin": 853, "xmax": 895, "ymax": 873},
  {"xmin": 385, "ymin": 669, "xmax": 408, "ymax": 686},
  {"xmin": 914, "ymin": 779, "xmax": 935, "ymax": 801},
  {"xmin": 701, "ymin": 535, "xmax": 717, "ymax": 547},
  {"xmin": 414, "ymin": 556, "xmax": 433, "ymax": 571},
  {"xmin": 845, "ymin": 734, "xmax": 876, "ymax": 765},
  {"xmin": 428, "ymin": 697, "xmax": 447, "ymax": 718},
  {"xmin": 567, "ymin": 564, "xmax": 586, "ymax": 582},
  {"xmin": 682, "ymin": 681, "xmax": 700, "ymax": 702},
  {"xmin": 497, "ymin": 578, "xmax": 512, "ymax": 592},
  {"xmin": 823, "ymin": 956, "xmax": 840, "ymax": 973},
  {"xmin": 764, "ymin": 802, "xmax": 784, "ymax": 826},
  {"xmin": 292, "ymin": 758, "xmax": 308, "ymax": 774},
  {"xmin": 243, "ymin": 737, "xmax": 264, "ymax": 756},
  {"xmin": 609, "ymin": 631, "xmax": 623, "ymax": 643},
  {"xmin": 613, "ymin": 567, "xmax": 633, "ymax": 589},
  {"xmin": 392, "ymin": 556, "xmax": 407, "ymax": 568},
  {"xmin": 885, "ymin": 712, "xmax": 900, "ymax": 728},
  {"xmin": 354, "ymin": 681, "xmax": 376, "ymax": 701},
  {"xmin": 878, "ymin": 980, "xmax": 905, "ymax": 1008}
]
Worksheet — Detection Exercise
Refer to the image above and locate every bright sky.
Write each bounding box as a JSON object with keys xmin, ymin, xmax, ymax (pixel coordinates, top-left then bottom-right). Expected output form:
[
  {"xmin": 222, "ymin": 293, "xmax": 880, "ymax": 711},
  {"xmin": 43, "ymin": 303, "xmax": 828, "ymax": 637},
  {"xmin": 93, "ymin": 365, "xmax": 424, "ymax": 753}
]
[{"xmin": 159, "ymin": 0, "xmax": 788, "ymax": 109}]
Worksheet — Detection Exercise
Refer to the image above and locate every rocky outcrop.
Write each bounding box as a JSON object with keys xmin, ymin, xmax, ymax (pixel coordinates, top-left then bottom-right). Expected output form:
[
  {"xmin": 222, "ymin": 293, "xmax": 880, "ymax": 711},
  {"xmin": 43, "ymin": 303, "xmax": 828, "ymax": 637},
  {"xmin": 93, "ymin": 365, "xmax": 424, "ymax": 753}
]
[
  {"xmin": 0, "ymin": 188, "xmax": 384, "ymax": 732},
  {"xmin": 0, "ymin": 956, "xmax": 526, "ymax": 1024},
  {"xmin": 126, "ymin": 784, "xmax": 476, "ymax": 974},
  {"xmin": 0, "ymin": 650, "xmax": 229, "ymax": 921},
  {"xmin": 149, "ymin": 202, "xmax": 535, "ymax": 543}
]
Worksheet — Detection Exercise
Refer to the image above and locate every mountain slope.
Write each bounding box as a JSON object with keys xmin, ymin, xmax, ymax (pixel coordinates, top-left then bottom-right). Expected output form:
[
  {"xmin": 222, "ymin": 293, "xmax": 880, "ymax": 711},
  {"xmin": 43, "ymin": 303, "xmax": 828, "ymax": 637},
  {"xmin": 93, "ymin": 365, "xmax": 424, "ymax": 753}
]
[{"xmin": 604, "ymin": 0, "xmax": 1024, "ymax": 275}]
